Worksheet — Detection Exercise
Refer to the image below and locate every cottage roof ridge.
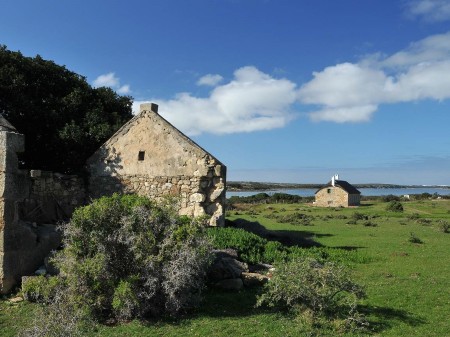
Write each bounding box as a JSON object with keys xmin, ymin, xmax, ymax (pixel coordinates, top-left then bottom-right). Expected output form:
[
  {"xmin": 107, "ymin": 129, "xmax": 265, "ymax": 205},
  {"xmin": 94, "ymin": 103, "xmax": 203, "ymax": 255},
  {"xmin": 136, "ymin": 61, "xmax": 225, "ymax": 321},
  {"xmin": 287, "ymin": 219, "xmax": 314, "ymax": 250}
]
[{"xmin": 315, "ymin": 179, "xmax": 361, "ymax": 195}]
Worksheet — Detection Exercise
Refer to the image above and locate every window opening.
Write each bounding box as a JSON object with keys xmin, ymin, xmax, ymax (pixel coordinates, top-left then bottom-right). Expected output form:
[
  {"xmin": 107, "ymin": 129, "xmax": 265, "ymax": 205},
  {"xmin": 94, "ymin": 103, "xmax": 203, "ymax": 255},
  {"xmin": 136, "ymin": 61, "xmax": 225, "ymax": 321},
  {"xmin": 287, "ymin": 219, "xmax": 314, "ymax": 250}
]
[{"xmin": 138, "ymin": 151, "xmax": 145, "ymax": 161}]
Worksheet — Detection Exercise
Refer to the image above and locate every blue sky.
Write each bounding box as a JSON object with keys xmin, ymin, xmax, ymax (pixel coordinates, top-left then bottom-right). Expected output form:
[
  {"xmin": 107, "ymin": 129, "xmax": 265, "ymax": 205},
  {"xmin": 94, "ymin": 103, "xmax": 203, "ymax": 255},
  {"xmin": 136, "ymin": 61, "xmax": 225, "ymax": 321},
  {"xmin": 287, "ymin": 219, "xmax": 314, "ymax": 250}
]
[{"xmin": 1, "ymin": 0, "xmax": 450, "ymax": 185}]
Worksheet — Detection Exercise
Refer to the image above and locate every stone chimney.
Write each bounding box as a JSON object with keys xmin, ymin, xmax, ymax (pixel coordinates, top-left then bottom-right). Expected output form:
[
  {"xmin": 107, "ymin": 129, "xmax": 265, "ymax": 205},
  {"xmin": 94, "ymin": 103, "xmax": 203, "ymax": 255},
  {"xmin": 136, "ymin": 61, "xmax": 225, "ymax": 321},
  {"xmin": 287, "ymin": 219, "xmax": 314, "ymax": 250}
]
[{"xmin": 140, "ymin": 103, "xmax": 159, "ymax": 113}]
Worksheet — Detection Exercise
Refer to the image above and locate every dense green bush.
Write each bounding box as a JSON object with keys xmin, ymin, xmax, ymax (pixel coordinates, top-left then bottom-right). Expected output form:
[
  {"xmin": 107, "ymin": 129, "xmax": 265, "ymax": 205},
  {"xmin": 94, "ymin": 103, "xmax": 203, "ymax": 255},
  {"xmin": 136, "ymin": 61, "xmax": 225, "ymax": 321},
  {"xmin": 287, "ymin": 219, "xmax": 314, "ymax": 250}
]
[
  {"xmin": 206, "ymin": 227, "xmax": 267, "ymax": 264},
  {"xmin": 408, "ymin": 232, "xmax": 423, "ymax": 244},
  {"xmin": 22, "ymin": 194, "xmax": 213, "ymax": 335},
  {"xmin": 437, "ymin": 220, "xmax": 450, "ymax": 233},
  {"xmin": 386, "ymin": 201, "xmax": 404, "ymax": 212},
  {"xmin": 256, "ymin": 258, "xmax": 367, "ymax": 331},
  {"xmin": 207, "ymin": 226, "xmax": 370, "ymax": 265},
  {"xmin": 22, "ymin": 275, "xmax": 64, "ymax": 303},
  {"xmin": 381, "ymin": 194, "xmax": 400, "ymax": 202},
  {"xmin": 228, "ymin": 192, "xmax": 303, "ymax": 205}
]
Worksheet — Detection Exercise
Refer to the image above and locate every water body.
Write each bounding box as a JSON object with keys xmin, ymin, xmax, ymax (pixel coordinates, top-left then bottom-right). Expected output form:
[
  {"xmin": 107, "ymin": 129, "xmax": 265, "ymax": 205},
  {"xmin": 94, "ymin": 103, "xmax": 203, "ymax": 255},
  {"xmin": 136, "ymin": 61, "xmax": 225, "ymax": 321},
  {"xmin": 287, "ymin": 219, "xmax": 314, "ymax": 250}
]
[{"xmin": 227, "ymin": 187, "xmax": 450, "ymax": 198}]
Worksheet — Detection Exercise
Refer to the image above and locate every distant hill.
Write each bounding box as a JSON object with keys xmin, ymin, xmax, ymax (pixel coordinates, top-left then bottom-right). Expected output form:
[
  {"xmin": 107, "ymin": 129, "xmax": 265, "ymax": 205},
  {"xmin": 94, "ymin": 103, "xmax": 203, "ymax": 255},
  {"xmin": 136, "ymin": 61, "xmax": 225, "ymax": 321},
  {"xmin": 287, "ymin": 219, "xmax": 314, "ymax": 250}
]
[{"xmin": 227, "ymin": 181, "xmax": 449, "ymax": 191}]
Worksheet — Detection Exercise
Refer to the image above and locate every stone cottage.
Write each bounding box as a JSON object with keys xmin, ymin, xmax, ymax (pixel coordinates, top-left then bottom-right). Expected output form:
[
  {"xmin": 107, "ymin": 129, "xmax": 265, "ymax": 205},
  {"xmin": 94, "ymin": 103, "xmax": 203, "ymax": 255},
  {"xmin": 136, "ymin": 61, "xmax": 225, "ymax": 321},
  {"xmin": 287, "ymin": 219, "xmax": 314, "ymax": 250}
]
[
  {"xmin": 86, "ymin": 103, "xmax": 226, "ymax": 227},
  {"xmin": 0, "ymin": 103, "xmax": 226, "ymax": 293},
  {"xmin": 315, "ymin": 174, "xmax": 361, "ymax": 207}
]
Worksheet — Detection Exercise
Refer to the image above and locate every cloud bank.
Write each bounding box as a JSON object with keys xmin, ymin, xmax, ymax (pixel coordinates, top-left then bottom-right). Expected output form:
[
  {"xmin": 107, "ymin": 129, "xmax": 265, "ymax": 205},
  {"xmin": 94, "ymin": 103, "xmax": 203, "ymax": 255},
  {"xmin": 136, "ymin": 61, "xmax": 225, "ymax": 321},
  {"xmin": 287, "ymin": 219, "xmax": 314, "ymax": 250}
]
[
  {"xmin": 298, "ymin": 31, "xmax": 450, "ymax": 122},
  {"xmin": 406, "ymin": 0, "xmax": 450, "ymax": 22},
  {"xmin": 92, "ymin": 72, "xmax": 131, "ymax": 95},
  {"xmin": 135, "ymin": 31, "xmax": 450, "ymax": 134},
  {"xmin": 135, "ymin": 66, "xmax": 297, "ymax": 135}
]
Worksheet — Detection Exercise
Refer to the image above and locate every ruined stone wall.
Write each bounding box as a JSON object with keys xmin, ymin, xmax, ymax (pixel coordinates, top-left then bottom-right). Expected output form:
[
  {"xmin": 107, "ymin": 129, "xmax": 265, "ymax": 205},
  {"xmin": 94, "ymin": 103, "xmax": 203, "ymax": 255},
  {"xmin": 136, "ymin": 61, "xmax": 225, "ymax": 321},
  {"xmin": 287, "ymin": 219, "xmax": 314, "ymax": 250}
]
[
  {"xmin": 22, "ymin": 170, "xmax": 86, "ymax": 223},
  {"xmin": 0, "ymin": 131, "xmax": 67, "ymax": 293},
  {"xmin": 315, "ymin": 187, "xmax": 350, "ymax": 207}
]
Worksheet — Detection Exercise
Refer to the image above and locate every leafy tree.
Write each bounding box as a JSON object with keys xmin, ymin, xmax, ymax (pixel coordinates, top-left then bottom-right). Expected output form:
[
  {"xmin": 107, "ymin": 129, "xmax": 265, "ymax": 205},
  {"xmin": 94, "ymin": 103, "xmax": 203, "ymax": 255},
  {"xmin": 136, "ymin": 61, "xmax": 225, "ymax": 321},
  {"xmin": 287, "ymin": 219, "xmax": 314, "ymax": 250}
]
[{"xmin": 0, "ymin": 45, "xmax": 132, "ymax": 173}]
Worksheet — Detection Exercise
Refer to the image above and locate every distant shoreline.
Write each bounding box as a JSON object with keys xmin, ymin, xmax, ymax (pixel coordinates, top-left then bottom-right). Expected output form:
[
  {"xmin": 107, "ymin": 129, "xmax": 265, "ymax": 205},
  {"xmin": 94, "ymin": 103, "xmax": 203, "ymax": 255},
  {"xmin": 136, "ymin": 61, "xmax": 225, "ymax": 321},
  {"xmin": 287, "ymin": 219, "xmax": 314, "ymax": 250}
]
[{"xmin": 227, "ymin": 181, "xmax": 450, "ymax": 192}]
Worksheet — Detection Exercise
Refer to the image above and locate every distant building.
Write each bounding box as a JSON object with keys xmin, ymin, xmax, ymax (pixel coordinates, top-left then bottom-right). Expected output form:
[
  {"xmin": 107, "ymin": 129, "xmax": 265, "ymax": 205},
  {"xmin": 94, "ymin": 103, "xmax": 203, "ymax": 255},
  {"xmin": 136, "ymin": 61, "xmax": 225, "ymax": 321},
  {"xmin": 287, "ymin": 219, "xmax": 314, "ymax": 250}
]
[{"xmin": 315, "ymin": 174, "xmax": 361, "ymax": 207}]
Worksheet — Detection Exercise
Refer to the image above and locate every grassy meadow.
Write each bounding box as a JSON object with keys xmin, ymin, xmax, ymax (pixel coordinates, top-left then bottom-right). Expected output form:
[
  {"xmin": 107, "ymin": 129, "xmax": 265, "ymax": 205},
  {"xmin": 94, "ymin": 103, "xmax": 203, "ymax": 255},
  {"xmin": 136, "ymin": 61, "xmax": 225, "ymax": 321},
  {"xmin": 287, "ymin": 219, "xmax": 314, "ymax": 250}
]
[{"xmin": 1, "ymin": 198, "xmax": 450, "ymax": 336}]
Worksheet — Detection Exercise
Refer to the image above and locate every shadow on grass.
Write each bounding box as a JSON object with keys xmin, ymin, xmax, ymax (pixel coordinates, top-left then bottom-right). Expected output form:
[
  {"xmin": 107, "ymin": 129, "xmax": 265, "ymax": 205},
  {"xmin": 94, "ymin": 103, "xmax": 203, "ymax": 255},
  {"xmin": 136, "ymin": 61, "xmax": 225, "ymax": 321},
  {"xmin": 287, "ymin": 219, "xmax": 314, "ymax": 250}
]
[
  {"xmin": 360, "ymin": 305, "xmax": 426, "ymax": 333},
  {"xmin": 231, "ymin": 218, "xmax": 327, "ymax": 247},
  {"xmin": 136, "ymin": 289, "xmax": 426, "ymax": 335}
]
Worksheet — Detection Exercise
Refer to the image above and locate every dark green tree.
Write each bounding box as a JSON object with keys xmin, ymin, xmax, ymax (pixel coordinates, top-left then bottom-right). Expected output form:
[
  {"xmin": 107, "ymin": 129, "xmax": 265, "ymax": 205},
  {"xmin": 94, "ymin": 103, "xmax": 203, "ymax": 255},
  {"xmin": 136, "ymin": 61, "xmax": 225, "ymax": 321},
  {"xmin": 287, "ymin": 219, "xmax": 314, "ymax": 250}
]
[{"xmin": 0, "ymin": 45, "xmax": 133, "ymax": 173}]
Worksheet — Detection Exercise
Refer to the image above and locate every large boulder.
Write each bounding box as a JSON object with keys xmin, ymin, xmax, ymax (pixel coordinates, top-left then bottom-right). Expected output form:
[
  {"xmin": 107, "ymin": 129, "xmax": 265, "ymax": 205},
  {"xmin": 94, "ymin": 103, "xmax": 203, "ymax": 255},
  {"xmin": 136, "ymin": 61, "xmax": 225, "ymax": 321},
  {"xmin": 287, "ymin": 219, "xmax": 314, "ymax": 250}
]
[
  {"xmin": 241, "ymin": 272, "xmax": 269, "ymax": 287},
  {"xmin": 208, "ymin": 249, "xmax": 248, "ymax": 282}
]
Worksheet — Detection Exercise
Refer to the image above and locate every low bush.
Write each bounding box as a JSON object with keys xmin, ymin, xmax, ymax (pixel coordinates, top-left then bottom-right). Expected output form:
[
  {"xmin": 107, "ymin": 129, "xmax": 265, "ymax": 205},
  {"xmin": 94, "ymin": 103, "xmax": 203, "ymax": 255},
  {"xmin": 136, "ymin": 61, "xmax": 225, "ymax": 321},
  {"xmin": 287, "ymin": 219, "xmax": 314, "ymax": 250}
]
[
  {"xmin": 208, "ymin": 227, "xmax": 371, "ymax": 265},
  {"xmin": 381, "ymin": 194, "xmax": 400, "ymax": 202},
  {"xmin": 256, "ymin": 258, "xmax": 367, "ymax": 331},
  {"xmin": 437, "ymin": 220, "xmax": 450, "ymax": 233},
  {"xmin": 22, "ymin": 275, "xmax": 64, "ymax": 303},
  {"xmin": 407, "ymin": 213, "xmax": 420, "ymax": 221},
  {"xmin": 207, "ymin": 227, "xmax": 267, "ymax": 264},
  {"xmin": 363, "ymin": 221, "xmax": 378, "ymax": 227},
  {"xmin": 352, "ymin": 212, "xmax": 368, "ymax": 221},
  {"xmin": 408, "ymin": 232, "xmax": 423, "ymax": 244},
  {"xmin": 22, "ymin": 194, "xmax": 213, "ymax": 335},
  {"xmin": 386, "ymin": 201, "xmax": 404, "ymax": 212},
  {"xmin": 417, "ymin": 218, "xmax": 432, "ymax": 226}
]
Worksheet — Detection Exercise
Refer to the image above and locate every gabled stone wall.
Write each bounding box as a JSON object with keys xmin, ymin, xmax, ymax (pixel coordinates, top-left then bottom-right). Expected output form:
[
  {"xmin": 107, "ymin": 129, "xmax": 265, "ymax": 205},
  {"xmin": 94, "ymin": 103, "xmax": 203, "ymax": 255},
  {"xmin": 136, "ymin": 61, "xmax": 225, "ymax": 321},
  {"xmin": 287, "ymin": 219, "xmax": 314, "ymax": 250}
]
[
  {"xmin": 315, "ymin": 186, "xmax": 350, "ymax": 207},
  {"xmin": 87, "ymin": 103, "xmax": 226, "ymax": 226}
]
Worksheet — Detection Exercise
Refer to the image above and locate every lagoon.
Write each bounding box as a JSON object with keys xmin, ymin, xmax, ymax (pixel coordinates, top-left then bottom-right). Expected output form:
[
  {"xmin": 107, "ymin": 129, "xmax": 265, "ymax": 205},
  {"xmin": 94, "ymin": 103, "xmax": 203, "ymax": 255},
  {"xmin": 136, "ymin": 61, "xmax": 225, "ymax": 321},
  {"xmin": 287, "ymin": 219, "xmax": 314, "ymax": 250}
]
[{"xmin": 226, "ymin": 187, "xmax": 450, "ymax": 198}]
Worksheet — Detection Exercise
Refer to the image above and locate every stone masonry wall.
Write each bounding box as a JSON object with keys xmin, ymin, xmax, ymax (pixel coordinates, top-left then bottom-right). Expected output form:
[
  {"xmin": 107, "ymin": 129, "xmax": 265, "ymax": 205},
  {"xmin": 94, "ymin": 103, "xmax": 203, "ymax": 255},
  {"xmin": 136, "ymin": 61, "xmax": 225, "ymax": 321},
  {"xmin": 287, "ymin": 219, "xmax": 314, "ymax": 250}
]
[
  {"xmin": 89, "ymin": 169, "xmax": 226, "ymax": 226},
  {"xmin": 21, "ymin": 170, "xmax": 86, "ymax": 223},
  {"xmin": 315, "ymin": 187, "xmax": 350, "ymax": 207}
]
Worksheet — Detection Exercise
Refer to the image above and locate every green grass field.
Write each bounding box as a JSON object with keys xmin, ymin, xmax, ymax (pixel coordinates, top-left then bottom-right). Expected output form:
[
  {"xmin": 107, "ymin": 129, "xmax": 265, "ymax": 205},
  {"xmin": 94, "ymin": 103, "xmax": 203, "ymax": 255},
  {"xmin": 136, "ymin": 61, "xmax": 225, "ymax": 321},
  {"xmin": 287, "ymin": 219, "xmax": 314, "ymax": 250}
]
[{"xmin": 2, "ymin": 199, "xmax": 450, "ymax": 336}]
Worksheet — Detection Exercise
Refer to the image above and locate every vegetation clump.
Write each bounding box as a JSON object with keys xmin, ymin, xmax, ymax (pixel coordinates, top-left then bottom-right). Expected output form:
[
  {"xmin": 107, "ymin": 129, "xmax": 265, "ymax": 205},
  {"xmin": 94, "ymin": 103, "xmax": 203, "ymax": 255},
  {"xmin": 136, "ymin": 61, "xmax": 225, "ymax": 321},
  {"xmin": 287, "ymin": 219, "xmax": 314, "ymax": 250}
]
[
  {"xmin": 408, "ymin": 232, "xmax": 424, "ymax": 244},
  {"xmin": 256, "ymin": 258, "xmax": 368, "ymax": 332},
  {"xmin": 22, "ymin": 194, "xmax": 212, "ymax": 335},
  {"xmin": 437, "ymin": 220, "xmax": 450, "ymax": 233},
  {"xmin": 386, "ymin": 201, "xmax": 404, "ymax": 212}
]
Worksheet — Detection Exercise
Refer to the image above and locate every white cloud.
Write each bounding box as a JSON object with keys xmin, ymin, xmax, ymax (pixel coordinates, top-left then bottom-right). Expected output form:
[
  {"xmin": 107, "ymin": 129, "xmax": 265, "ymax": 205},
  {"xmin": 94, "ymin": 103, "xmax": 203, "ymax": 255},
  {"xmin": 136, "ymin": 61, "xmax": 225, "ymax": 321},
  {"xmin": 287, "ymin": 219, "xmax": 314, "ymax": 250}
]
[
  {"xmin": 93, "ymin": 72, "xmax": 119, "ymax": 87},
  {"xmin": 117, "ymin": 85, "xmax": 131, "ymax": 95},
  {"xmin": 92, "ymin": 72, "xmax": 131, "ymax": 94},
  {"xmin": 134, "ymin": 66, "xmax": 297, "ymax": 135},
  {"xmin": 407, "ymin": 0, "xmax": 450, "ymax": 22},
  {"xmin": 132, "ymin": 31, "xmax": 450, "ymax": 131},
  {"xmin": 298, "ymin": 31, "xmax": 450, "ymax": 123},
  {"xmin": 197, "ymin": 74, "xmax": 223, "ymax": 86}
]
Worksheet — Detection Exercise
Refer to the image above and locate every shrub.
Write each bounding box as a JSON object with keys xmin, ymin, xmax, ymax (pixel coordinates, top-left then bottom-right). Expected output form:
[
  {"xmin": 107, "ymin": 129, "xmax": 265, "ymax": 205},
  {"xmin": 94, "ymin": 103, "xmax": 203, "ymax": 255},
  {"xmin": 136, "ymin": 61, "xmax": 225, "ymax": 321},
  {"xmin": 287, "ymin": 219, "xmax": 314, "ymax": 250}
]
[
  {"xmin": 351, "ymin": 212, "xmax": 368, "ymax": 221},
  {"xmin": 256, "ymin": 258, "xmax": 367, "ymax": 330},
  {"xmin": 26, "ymin": 194, "xmax": 213, "ymax": 329},
  {"xmin": 363, "ymin": 221, "xmax": 378, "ymax": 227},
  {"xmin": 206, "ymin": 227, "xmax": 267, "ymax": 264},
  {"xmin": 19, "ymin": 290, "xmax": 95, "ymax": 337},
  {"xmin": 437, "ymin": 220, "xmax": 450, "ymax": 233},
  {"xmin": 22, "ymin": 275, "xmax": 64, "ymax": 303},
  {"xmin": 263, "ymin": 241, "xmax": 288, "ymax": 263},
  {"xmin": 382, "ymin": 194, "xmax": 400, "ymax": 202},
  {"xmin": 417, "ymin": 218, "xmax": 432, "ymax": 226},
  {"xmin": 386, "ymin": 201, "xmax": 404, "ymax": 212},
  {"xmin": 408, "ymin": 232, "xmax": 423, "ymax": 244},
  {"xmin": 407, "ymin": 213, "xmax": 420, "ymax": 221}
]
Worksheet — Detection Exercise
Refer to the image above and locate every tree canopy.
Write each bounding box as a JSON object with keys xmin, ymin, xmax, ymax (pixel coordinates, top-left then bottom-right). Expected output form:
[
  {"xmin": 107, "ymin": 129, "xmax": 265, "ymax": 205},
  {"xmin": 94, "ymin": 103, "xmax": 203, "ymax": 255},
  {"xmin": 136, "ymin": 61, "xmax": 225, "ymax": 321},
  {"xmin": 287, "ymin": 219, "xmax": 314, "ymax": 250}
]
[{"xmin": 0, "ymin": 45, "xmax": 133, "ymax": 173}]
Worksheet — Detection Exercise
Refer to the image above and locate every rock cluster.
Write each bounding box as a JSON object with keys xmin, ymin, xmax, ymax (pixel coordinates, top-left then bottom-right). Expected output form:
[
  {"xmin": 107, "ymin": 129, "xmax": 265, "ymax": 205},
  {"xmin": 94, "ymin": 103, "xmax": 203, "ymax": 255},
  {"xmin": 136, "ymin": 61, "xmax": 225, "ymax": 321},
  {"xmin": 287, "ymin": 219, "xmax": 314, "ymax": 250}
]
[{"xmin": 208, "ymin": 249, "xmax": 271, "ymax": 291}]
